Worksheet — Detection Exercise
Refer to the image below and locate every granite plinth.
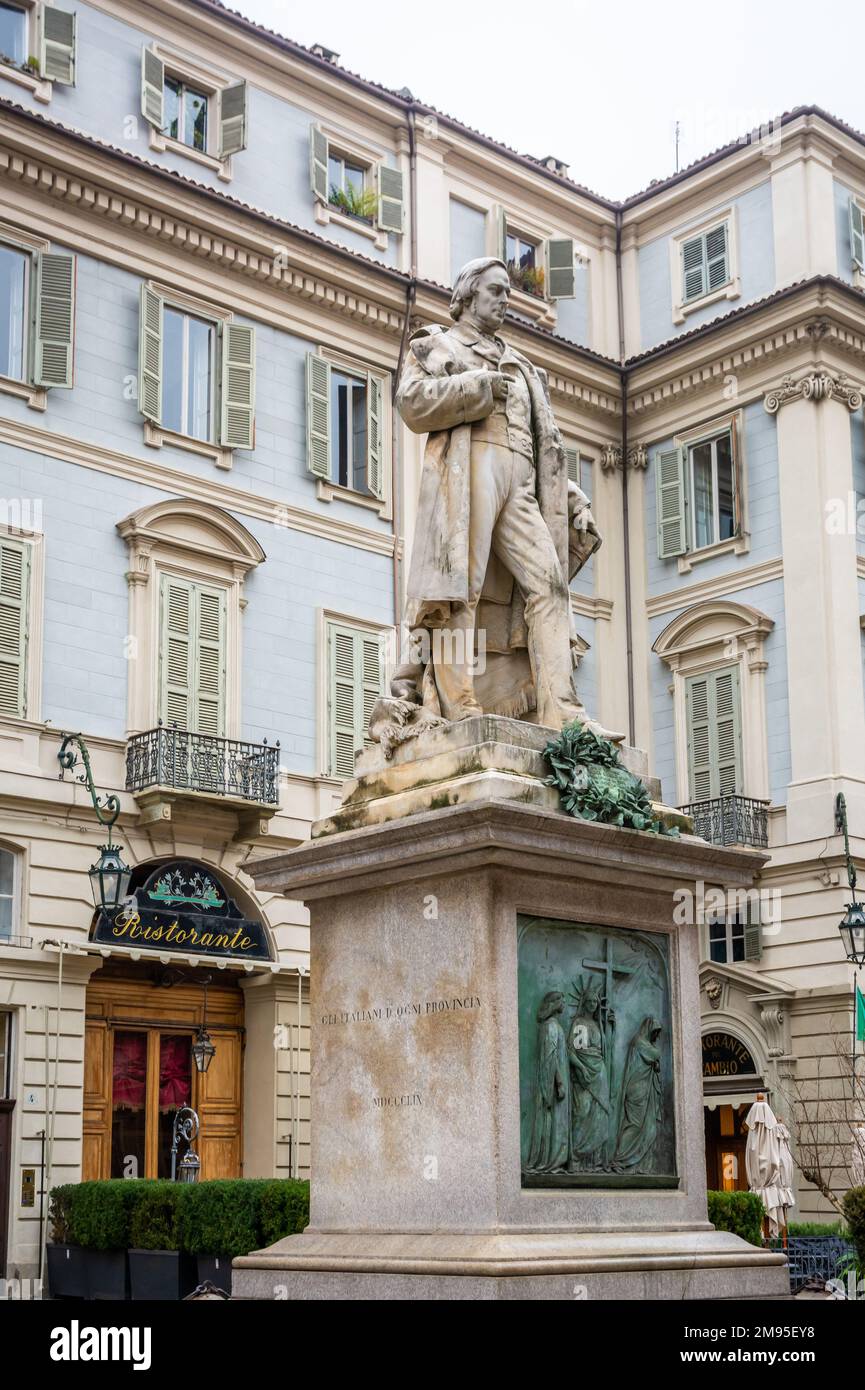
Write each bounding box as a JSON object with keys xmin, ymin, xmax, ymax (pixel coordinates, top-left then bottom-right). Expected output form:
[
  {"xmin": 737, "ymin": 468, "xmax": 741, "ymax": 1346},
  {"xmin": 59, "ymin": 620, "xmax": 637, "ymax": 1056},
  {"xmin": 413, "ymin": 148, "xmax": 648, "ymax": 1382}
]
[{"xmin": 232, "ymin": 799, "xmax": 788, "ymax": 1300}]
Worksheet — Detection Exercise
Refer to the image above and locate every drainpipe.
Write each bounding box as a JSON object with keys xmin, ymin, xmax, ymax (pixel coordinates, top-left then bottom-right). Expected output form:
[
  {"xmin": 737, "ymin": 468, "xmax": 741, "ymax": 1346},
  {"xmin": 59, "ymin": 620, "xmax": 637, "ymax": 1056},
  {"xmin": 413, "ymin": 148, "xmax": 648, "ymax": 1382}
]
[
  {"xmin": 615, "ymin": 208, "xmax": 636, "ymax": 746},
  {"xmin": 389, "ymin": 107, "xmax": 419, "ymax": 652}
]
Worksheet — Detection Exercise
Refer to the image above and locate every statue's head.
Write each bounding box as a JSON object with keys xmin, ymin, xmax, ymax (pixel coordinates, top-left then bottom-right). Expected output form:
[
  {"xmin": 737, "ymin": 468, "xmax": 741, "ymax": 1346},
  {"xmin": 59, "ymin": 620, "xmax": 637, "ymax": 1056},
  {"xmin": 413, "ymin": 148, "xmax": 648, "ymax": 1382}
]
[
  {"xmin": 450, "ymin": 257, "xmax": 510, "ymax": 332},
  {"xmin": 537, "ymin": 991, "xmax": 565, "ymax": 1021}
]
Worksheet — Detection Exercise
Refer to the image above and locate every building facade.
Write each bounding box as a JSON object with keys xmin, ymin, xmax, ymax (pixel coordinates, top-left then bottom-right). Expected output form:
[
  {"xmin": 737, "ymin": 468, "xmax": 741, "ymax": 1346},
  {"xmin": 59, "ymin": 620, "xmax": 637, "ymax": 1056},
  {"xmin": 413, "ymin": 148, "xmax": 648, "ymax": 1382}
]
[{"xmin": 0, "ymin": 0, "xmax": 862, "ymax": 1277}]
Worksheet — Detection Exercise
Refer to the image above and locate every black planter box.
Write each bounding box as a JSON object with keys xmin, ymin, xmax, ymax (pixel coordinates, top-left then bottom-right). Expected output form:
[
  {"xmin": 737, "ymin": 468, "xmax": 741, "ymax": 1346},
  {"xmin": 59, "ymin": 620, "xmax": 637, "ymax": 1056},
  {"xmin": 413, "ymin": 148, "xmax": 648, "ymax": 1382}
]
[
  {"xmin": 46, "ymin": 1243, "xmax": 88, "ymax": 1300},
  {"xmin": 129, "ymin": 1249, "xmax": 196, "ymax": 1301},
  {"xmin": 86, "ymin": 1249, "xmax": 129, "ymax": 1300},
  {"xmin": 195, "ymin": 1254, "xmax": 232, "ymax": 1296}
]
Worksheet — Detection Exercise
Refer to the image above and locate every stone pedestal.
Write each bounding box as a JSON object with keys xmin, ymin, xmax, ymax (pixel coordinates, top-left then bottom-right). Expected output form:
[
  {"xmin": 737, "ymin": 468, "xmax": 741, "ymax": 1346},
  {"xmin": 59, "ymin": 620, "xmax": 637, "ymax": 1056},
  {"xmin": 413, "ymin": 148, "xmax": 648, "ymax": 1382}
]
[{"xmin": 234, "ymin": 754, "xmax": 788, "ymax": 1299}]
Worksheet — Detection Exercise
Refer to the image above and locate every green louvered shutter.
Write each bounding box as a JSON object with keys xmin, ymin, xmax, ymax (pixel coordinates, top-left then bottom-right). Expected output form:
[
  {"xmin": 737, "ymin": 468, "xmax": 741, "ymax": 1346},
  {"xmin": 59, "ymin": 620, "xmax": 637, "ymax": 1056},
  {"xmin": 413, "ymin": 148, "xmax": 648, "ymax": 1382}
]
[
  {"xmin": 655, "ymin": 444, "xmax": 687, "ymax": 558},
  {"xmin": 377, "ymin": 165, "xmax": 404, "ymax": 234},
  {"xmin": 565, "ymin": 446, "xmax": 580, "ymax": 485},
  {"xmin": 195, "ymin": 587, "xmax": 226, "ymax": 737},
  {"xmin": 850, "ymin": 198, "xmax": 865, "ymax": 270},
  {"xmin": 141, "ymin": 48, "xmax": 164, "ymax": 130},
  {"xmin": 744, "ymin": 898, "xmax": 763, "ymax": 962},
  {"xmin": 219, "ymin": 81, "xmax": 248, "ymax": 158},
  {"xmin": 32, "ymin": 251, "xmax": 75, "ymax": 388},
  {"xmin": 40, "ymin": 6, "xmax": 76, "ymax": 85},
  {"xmin": 686, "ymin": 666, "xmax": 742, "ymax": 801},
  {"xmin": 138, "ymin": 284, "xmax": 163, "ymax": 423},
  {"xmin": 309, "ymin": 125, "xmax": 329, "ymax": 203},
  {"xmin": 328, "ymin": 625, "xmax": 384, "ymax": 777},
  {"xmin": 366, "ymin": 373, "xmax": 384, "ymax": 499},
  {"xmin": 547, "ymin": 238, "xmax": 576, "ymax": 299},
  {"xmin": 219, "ymin": 322, "xmax": 255, "ymax": 449},
  {"xmin": 681, "ymin": 233, "xmax": 705, "ymax": 302},
  {"xmin": 0, "ymin": 538, "xmax": 29, "ymax": 718},
  {"xmin": 705, "ymin": 223, "xmax": 729, "ymax": 291},
  {"xmin": 495, "ymin": 205, "xmax": 508, "ymax": 262},
  {"xmin": 306, "ymin": 352, "xmax": 331, "ymax": 478},
  {"xmin": 159, "ymin": 576, "xmax": 226, "ymax": 736}
]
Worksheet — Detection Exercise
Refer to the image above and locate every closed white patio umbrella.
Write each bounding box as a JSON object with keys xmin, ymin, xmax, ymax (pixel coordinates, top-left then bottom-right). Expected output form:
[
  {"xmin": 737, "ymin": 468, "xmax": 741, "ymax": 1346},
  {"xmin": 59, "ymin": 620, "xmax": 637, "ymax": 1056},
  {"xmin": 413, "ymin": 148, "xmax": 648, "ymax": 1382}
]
[{"xmin": 744, "ymin": 1093, "xmax": 784, "ymax": 1239}]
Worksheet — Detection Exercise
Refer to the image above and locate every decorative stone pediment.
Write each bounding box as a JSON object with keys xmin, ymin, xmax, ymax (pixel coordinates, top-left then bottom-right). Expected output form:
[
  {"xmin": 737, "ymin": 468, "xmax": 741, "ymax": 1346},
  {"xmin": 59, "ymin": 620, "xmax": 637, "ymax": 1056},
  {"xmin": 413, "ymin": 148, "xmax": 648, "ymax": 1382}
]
[
  {"xmin": 652, "ymin": 598, "xmax": 774, "ymax": 669},
  {"xmin": 117, "ymin": 498, "xmax": 266, "ymax": 587}
]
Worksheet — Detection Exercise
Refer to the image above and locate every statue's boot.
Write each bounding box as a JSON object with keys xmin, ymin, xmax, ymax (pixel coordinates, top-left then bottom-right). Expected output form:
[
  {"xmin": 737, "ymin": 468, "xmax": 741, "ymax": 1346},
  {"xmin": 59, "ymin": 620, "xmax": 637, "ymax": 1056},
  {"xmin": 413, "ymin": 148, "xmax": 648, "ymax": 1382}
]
[{"xmin": 567, "ymin": 705, "xmax": 627, "ymax": 744}]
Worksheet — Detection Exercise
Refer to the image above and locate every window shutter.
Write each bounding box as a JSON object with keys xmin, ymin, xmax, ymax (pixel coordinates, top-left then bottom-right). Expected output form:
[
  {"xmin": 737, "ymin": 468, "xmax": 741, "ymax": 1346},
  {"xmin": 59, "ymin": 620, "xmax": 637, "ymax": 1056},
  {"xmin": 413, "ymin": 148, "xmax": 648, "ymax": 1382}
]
[
  {"xmin": 547, "ymin": 238, "xmax": 576, "ymax": 299},
  {"xmin": 160, "ymin": 576, "xmax": 192, "ymax": 730},
  {"xmin": 40, "ymin": 6, "xmax": 76, "ymax": 85},
  {"xmin": 31, "ymin": 251, "xmax": 75, "ymax": 389},
  {"xmin": 141, "ymin": 47, "xmax": 165, "ymax": 130},
  {"xmin": 850, "ymin": 198, "xmax": 865, "ymax": 271},
  {"xmin": 686, "ymin": 666, "xmax": 742, "ymax": 801},
  {"xmin": 681, "ymin": 233, "xmax": 705, "ymax": 302},
  {"xmin": 159, "ymin": 576, "xmax": 226, "ymax": 736},
  {"xmin": 305, "ymin": 352, "xmax": 331, "ymax": 478},
  {"xmin": 195, "ymin": 586, "xmax": 226, "ymax": 737},
  {"xmin": 0, "ymin": 538, "xmax": 29, "ymax": 718},
  {"xmin": 309, "ymin": 124, "xmax": 329, "ymax": 203},
  {"xmin": 705, "ymin": 223, "xmax": 729, "ymax": 291},
  {"xmin": 138, "ymin": 283, "xmax": 163, "ymax": 424},
  {"xmin": 565, "ymin": 446, "xmax": 580, "ymax": 486},
  {"xmin": 219, "ymin": 81, "xmax": 248, "ymax": 158},
  {"xmin": 366, "ymin": 373, "xmax": 384, "ymax": 499},
  {"xmin": 327, "ymin": 624, "xmax": 384, "ymax": 777},
  {"xmin": 377, "ymin": 165, "xmax": 404, "ymax": 234},
  {"xmin": 655, "ymin": 444, "xmax": 687, "ymax": 558},
  {"xmin": 495, "ymin": 205, "xmax": 508, "ymax": 262},
  {"xmin": 219, "ymin": 322, "xmax": 255, "ymax": 449},
  {"xmin": 744, "ymin": 901, "xmax": 763, "ymax": 962}
]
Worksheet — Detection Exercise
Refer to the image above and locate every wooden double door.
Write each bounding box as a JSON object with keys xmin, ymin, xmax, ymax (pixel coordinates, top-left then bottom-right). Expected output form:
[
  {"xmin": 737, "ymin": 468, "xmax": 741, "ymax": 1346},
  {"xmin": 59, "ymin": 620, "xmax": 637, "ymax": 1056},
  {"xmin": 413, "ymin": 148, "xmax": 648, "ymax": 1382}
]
[{"xmin": 83, "ymin": 965, "xmax": 244, "ymax": 1182}]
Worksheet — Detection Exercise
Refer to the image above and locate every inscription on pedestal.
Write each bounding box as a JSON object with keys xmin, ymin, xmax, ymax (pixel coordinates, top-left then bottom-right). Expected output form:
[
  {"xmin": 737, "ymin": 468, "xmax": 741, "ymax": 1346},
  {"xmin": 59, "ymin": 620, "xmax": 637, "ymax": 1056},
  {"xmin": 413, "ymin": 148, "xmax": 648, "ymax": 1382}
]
[{"xmin": 518, "ymin": 915, "xmax": 677, "ymax": 1188}]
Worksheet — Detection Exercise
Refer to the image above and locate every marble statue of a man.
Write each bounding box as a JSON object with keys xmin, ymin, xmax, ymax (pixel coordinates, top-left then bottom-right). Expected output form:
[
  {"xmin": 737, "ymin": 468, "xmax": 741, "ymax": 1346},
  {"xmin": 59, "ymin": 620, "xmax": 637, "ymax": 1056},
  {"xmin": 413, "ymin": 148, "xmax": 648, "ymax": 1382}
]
[{"xmin": 372, "ymin": 256, "xmax": 622, "ymax": 748}]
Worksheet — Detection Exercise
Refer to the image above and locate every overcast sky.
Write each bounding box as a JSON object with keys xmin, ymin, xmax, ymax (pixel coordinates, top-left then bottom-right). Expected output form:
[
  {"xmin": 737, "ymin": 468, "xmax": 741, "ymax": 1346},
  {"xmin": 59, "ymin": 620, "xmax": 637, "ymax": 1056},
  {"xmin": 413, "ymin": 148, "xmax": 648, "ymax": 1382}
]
[{"xmin": 234, "ymin": 0, "xmax": 862, "ymax": 200}]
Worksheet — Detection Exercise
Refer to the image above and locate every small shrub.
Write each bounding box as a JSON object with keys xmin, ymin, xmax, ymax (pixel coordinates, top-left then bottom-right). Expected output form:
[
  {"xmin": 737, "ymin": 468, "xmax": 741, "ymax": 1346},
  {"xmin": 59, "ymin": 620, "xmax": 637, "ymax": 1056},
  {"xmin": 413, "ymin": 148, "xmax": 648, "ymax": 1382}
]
[
  {"xmin": 72, "ymin": 1179, "xmax": 141, "ymax": 1250},
  {"xmin": 257, "ymin": 1179, "xmax": 309, "ymax": 1246},
  {"xmin": 707, "ymin": 1189, "xmax": 765, "ymax": 1247},
  {"xmin": 48, "ymin": 1185, "xmax": 74, "ymax": 1244},
  {"xmin": 129, "ymin": 1181, "xmax": 189, "ymax": 1251},
  {"xmin": 180, "ymin": 1179, "xmax": 261, "ymax": 1259},
  {"xmin": 788, "ymin": 1220, "xmax": 848, "ymax": 1238}
]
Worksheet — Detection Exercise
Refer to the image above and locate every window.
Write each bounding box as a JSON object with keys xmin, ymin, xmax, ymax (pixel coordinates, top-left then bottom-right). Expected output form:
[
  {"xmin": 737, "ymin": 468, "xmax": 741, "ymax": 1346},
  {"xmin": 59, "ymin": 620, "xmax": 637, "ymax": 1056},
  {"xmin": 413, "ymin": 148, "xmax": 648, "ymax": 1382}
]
[
  {"xmin": 685, "ymin": 666, "xmax": 742, "ymax": 801},
  {"xmin": 849, "ymin": 197, "xmax": 865, "ymax": 272},
  {"xmin": 162, "ymin": 308, "xmax": 214, "ymax": 442},
  {"xmin": 708, "ymin": 912, "xmax": 745, "ymax": 964},
  {"xmin": 140, "ymin": 48, "xmax": 247, "ymax": 168},
  {"xmin": 0, "ymin": 847, "xmax": 16, "ymax": 939},
  {"xmin": 671, "ymin": 213, "xmax": 739, "ymax": 322},
  {"xmin": 689, "ymin": 430, "xmax": 735, "ymax": 550},
  {"xmin": 305, "ymin": 352, "xmax": 385, "ymax": 501},
  {"xmin": 163, "ymin": 75, "xmax": 208, "ymax": 152},
  {"xmin": 505, "ymin": 230, "xmax": 544, "ymax": 298},
  {"xmin": 0, "ymin": 238, "xmax": 75, "ymax": 392},
  {"xmin": 496, "ymin": 211, "xmax": 576, "ymax": 301},
  {"xmin": 681, "ymin": 222, "xmax": 729, "ymax": 304},
  {"xmin": 158, "ymin": 574, "xmax": 226, "ymax": 736},
  {"xmin": 309, "ymin": 125, "xmax": 404, "ymax": 237},
  {"xmin": 110, "ymin": 1029, "xmax": 193, "ymax": 1179},
  {"xmin": 0, "ymin": 3, "xmax": 75, "ymax": 93},
  {"xmin": 326, "ymin": 621, "xmax": 385, "ymax": 778},
  {"xmin": 0, "ymin": 242, "xmax": 26, "ymax": 380},
  {"xmin": 654, "ymin": 420, "xmax": 741, "ymax": 560},
  {"xmin": 138, "ymin": 284, "xmax": 256, "ymax": 456},
  {"xmin": 0, "ymin": 3, "xmax": 26, "ymax": 65},
  {"xmin": 564, "ymin": 446, "xmax": 592, "ymax": 495},
  {"xmin": 0, "ymin": 535, "xmax": 29, "ymax": 717}
]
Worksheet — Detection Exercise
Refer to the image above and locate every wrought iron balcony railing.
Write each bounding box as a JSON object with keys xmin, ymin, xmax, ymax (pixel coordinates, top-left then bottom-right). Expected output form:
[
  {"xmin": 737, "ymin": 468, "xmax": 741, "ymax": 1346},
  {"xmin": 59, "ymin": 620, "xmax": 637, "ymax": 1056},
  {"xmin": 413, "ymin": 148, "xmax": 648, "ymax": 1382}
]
[
  {"xmin": 679, "ymin": 794, "xmax": 769, "ymax": 849},
  {"xmin": 126, "ymin": 724, "xmax": 280, "ymax": 807}
]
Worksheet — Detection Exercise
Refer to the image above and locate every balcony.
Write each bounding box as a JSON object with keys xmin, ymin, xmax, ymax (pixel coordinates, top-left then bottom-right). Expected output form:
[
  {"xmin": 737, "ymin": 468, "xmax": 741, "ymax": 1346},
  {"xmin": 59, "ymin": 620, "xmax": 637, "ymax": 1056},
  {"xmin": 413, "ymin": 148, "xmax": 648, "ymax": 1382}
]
[
  {"xmin": 125, "ymin": 724, "xmax": 280, "ymax": 836},
  {"xmin": 679, "ymin": 795, "xmax": 769, "ymax": 849}
]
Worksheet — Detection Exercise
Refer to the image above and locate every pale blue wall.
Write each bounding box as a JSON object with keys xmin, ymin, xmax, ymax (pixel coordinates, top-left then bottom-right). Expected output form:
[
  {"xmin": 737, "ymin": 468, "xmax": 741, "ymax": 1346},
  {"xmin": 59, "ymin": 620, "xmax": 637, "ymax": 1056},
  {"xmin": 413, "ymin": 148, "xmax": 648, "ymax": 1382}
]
[
  {"xmin": 648, "ymin": 578, "xmax": 790, "ymax": 808},
  {"xmin": 638, "ymin": 181, "xmax": 775, "ymax": 352},
  {"xmin": 449, "ymin": 200, "xmax": 486, "ymax": 284},
  {"xmin": 2, "ymin": 0, "xmax": 400, "ymax": 266},
  {"xmin": 555, "ymin": 264, "xmax": 590, "ymax": 347},
  {"xmin": 645, "ymin": 402, "xmax": 780, "ymax": 599}
]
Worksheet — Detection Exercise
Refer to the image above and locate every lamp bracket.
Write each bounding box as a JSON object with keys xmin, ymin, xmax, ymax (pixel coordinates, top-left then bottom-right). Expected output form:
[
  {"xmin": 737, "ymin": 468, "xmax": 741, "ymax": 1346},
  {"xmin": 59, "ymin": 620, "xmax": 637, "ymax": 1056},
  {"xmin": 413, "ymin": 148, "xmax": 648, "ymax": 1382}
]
[{"xmin": 57, "ymin": 733, "xmax": 121, "ymax": 837}]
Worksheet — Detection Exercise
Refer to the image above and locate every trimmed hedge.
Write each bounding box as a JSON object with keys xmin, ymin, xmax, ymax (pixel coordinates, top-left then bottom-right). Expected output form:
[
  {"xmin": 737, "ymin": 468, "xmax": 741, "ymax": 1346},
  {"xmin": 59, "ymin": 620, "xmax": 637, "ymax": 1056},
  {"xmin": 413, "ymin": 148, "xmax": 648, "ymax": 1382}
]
[
  {"xmin": 49, "ymin": 1178, "xmax": 309, "ymax": 1256},
  {"xmin": 707, "ymin": 1190, "xmax": 765, "ymax": 1247},
  {"xmin": 788, "ymin": 1220, "xmax": 848, "ymax": 1238},
  {"xmin": 842, "ymin": 1186, "xmax": 865, "ymax": 1270}
]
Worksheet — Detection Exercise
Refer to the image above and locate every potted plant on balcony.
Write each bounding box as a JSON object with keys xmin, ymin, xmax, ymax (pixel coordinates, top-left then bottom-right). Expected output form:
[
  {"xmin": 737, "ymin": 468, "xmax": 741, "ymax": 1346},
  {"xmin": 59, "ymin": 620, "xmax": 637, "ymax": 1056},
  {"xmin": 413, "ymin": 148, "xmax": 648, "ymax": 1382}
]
[
  {"xmin": 328, "ymin": 183, "xmax": 379, "ymax": 225},
  {"xmin": 74, "ymin": 1180, "xmax": 138, "ymax": 1300},
  {"xmin": 47, "ymin": 1185, "xmax": 88, "ymax": 1299},
  {"xmin": 128, "ymin": 1182, "xmax": 195, "ymax": 1300},
  {"xmin": 506, "ymin": 261, "xmax": 546, "ymax": 299}
]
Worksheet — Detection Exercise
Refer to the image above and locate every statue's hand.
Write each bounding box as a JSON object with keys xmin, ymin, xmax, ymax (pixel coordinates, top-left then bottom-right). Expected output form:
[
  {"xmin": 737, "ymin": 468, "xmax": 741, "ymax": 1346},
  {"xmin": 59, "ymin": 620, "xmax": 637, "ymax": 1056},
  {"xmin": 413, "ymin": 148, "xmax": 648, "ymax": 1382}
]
[{"xmin": 488, "ymin": 372, "xmax": 510, "ymax": 402}]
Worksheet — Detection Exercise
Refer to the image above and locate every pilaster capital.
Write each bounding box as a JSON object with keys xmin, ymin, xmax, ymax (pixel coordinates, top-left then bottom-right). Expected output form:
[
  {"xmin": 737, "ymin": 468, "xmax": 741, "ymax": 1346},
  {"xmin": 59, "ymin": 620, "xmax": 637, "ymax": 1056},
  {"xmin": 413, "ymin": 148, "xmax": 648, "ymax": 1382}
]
[{"xmin": 764, "ymin": 371, "xmax": 863, "ymax": 415}]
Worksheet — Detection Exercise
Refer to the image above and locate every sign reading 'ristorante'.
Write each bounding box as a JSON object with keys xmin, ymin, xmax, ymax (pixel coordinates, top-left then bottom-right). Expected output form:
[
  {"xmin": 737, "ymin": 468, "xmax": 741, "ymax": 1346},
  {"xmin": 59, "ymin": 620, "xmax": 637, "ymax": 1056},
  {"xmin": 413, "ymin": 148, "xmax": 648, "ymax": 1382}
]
[
  {"xmin": 91, "ymin": 860, "xmax": 272, "ymax": 961},
  {"xmin": 701, "ymin": 1032, "xmax": 757, "ymax": 1078}
]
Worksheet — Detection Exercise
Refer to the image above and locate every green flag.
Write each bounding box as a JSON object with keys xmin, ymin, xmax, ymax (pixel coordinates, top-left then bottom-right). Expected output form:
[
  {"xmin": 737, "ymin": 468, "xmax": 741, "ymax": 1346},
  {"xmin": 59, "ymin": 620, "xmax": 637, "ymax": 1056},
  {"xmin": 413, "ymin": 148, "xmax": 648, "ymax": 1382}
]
[{"xmin": 857, "ymin": 984, "xmax": 865, "ymax": 1044}]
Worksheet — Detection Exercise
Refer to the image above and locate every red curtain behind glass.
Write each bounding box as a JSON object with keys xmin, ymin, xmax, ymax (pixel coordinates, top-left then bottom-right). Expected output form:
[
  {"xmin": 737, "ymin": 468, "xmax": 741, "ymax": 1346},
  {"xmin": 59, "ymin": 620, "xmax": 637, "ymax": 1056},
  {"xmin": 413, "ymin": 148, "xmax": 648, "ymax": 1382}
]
[{"xmin": 112, "ymin": 1031, "xmax": 146, "ymax": 1110}]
